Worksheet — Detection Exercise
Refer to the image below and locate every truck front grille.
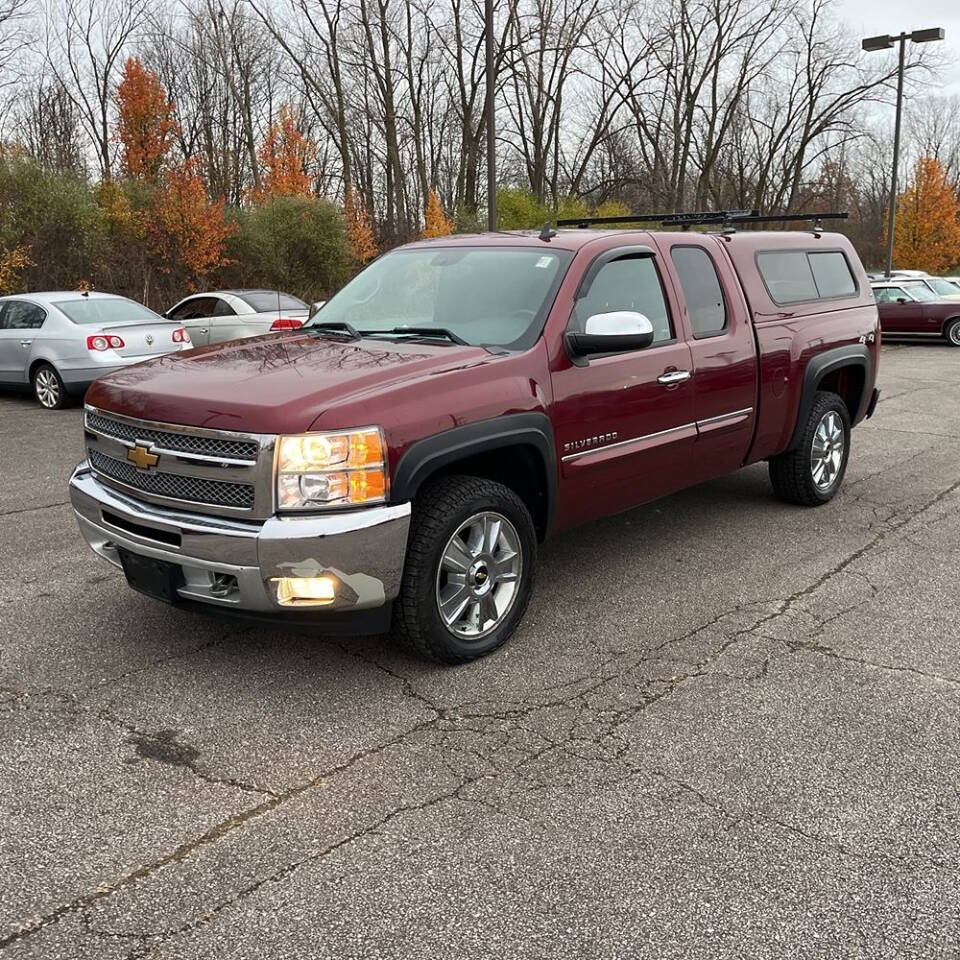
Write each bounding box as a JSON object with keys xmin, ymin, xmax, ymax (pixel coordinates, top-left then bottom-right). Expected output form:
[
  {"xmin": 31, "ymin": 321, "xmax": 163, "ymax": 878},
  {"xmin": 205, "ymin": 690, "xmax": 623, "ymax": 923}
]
[
  {"xmin": 84, "ymin": 408, "xmax": 270, "ymax": 518},
  {"xmin": 89, "ymin": 450, "xmax": 256, "ymax": 509},
  {"xmin": 85, "ymin": 411, "xmax": 259, "ymax": 462}
]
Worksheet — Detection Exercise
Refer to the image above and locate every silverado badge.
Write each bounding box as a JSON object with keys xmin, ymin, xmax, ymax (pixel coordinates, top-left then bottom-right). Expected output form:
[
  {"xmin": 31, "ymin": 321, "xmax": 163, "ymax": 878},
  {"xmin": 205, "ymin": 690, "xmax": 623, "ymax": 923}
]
[{"xmin": 127, "ymin": 444, "xmax": 159, "ymax": 470}]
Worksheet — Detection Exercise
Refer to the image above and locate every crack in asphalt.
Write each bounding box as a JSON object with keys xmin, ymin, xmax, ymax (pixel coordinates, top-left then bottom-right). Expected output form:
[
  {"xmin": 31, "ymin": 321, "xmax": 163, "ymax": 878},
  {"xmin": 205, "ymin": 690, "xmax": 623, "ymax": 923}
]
[{"xmin": 0, "ymin": 500, "xmax": 70, "ymax": 518}]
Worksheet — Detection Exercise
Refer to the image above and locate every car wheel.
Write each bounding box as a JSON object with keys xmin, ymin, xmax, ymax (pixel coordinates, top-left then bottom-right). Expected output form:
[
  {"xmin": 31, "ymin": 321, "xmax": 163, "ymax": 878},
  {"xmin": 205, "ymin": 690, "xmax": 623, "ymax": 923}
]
[
  {"xmin": 394, "ymin": 475, "xmax": 537, "ymax": 664},
  {"xmin": 32, "ymin": 363, "xmax": 70, "ymax": 410},
  {"xmin": 769, "ymin": 391, "xmax": 851, "ymax": 507},
  {"xmin": 945, "ymin": 318, "xmax": 960, "ymax": 347}
]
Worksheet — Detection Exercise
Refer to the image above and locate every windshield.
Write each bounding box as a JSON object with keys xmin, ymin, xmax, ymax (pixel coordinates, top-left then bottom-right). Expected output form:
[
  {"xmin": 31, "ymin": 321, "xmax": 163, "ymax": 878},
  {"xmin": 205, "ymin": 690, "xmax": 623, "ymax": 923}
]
[
  {"xmin": 307, "ymin": 246, "xmax": 573, "ymax": 349},
  {"xmin": 928, "ymin": 278, "xmax": 960, "ymax": 296},
  {"xmin": 55, "ymin": 298, "xmax": 164, "ymax": 325},
  {"xmin": 901, "ymin": 281, "xmax": 937, "ymax": 302}
]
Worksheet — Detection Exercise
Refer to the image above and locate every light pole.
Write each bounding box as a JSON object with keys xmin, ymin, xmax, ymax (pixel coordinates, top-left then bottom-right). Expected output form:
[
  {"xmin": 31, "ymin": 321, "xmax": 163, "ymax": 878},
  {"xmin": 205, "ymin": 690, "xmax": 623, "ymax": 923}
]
[
  {"xmin": 485, "ymin": 0, "xmax": 496, "ymax": 231},
  {"xmin": 862, "ymin": 28, "xmax": 945, "ymax": 278}
]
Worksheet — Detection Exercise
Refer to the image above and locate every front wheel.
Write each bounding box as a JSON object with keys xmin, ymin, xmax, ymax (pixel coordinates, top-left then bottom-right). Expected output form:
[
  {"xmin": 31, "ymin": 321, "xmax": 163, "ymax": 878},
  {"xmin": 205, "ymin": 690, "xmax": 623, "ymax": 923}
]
[
  {"xmin": 393, "ymin": 475, "xmax": 537, "ymax": 664},
  {"xmin": 769, "ymin": 391, "xmax": 851, "ymax": 506},
  {"xmin": 944, "ymin": 318, "xmax": 960, "ymax": 347}
]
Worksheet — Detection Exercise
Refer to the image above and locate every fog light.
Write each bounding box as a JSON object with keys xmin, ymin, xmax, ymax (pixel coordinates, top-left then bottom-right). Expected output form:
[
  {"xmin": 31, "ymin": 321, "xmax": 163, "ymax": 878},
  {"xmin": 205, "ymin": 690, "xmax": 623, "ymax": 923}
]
[{"xmin": 273, "ymin": 575, "xmax": 337, "ymax": 606}]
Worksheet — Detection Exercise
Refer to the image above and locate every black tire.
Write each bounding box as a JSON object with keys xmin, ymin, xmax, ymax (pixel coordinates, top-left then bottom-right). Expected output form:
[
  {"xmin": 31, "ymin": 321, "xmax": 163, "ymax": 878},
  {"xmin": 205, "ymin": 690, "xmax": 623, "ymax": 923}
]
[
  {"xmin": 31, "ymin": 363, "xmax": 70, "ymax": 410},
  {"xmin": 769, "ymin": 391, "xmax": 851, "ymax": 507},
  {"xmin": 393, "ymin": 475, "xmax": 537, "ymax": 664},
  {"xmin": 944, "ymin": 318, "xmax": 960, "ymax": 348}
]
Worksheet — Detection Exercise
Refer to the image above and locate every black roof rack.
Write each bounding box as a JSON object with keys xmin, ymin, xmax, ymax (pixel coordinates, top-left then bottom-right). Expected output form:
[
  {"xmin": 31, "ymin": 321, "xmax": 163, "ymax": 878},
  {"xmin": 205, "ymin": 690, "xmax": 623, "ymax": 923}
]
[{"xmin": 556, "ymin": 210, "xmax": 849, "ymax": 231}]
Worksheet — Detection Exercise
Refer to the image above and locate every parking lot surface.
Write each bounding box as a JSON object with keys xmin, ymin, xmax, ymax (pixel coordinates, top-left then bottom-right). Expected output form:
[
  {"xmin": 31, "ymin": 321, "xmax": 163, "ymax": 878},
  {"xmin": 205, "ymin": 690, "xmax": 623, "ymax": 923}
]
[{"xmin": 1, "ymin": 343, "xmax": 959, "ymax": 958}]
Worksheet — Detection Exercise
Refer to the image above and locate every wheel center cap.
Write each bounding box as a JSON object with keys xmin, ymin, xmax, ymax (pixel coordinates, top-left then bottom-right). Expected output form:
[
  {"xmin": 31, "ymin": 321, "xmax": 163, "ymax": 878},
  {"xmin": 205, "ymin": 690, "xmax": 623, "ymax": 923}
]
[{"xmin": 468, "ymin": 559, "xmax": 493, "ymax": 595}]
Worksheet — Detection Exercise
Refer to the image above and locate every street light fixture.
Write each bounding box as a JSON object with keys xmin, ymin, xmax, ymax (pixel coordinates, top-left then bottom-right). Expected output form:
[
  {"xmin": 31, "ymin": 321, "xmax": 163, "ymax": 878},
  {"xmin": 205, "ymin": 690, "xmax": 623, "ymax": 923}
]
[{"xmin": 862, "ymin": 27, "xmax": 945, "ymax": 278}]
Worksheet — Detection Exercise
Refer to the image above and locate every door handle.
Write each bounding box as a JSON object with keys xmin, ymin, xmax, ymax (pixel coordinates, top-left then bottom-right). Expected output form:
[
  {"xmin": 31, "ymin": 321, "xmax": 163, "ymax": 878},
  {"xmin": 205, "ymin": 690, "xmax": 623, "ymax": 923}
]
[
  {"xmin": 199, "ymin": 328, "xmax": 208, "ymax": 335},
  {"xmin": 657, "ymin": 370, "xmax": 691, "ymax": 385},
  {"xmin": 19, "ymin": 340, "xmax": 33, "ymax": 347}
]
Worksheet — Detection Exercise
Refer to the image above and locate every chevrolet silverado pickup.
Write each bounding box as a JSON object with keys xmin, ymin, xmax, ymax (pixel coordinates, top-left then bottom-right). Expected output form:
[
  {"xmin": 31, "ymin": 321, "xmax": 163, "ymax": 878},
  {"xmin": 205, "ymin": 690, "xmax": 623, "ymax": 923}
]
[{"xmin": 69, "ymin": 215, "xmax": 880, "ymax": 663}]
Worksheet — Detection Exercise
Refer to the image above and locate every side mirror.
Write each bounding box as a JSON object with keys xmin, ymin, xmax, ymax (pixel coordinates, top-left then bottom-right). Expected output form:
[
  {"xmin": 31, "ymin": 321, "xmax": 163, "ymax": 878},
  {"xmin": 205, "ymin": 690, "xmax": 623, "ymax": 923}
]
[
  {"xmin": 566, "ymin": 311, "xmax": 655, "ymax": 358},
  {"xmin": 897, "ymin": 298, "xmax": 908, "ymax": 304},
  {"xmin": 308, "ymin": 301, "xmax": 325, "ymax": 320}
]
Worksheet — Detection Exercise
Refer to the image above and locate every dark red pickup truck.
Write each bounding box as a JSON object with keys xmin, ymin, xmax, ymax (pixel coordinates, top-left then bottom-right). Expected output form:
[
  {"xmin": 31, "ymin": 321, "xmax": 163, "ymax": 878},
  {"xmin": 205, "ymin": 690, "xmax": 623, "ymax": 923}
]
[{"xmin": 70, "ymin": 222, "xmax": 880, "ymax": 662}]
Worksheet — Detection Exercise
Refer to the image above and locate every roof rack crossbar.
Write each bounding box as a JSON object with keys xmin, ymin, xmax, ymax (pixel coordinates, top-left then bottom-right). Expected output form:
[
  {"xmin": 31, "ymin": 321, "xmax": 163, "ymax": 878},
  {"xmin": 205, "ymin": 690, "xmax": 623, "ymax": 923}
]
[{"xmin": 556, "ymin": 210, "xmax": 849, "ymax": 229}]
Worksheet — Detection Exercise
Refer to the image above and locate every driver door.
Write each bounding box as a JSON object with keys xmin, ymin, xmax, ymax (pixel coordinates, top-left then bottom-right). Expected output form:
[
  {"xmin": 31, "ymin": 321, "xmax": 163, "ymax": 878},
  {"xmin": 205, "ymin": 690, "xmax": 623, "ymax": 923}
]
[{"xmin": 550, "ymin": 249, "xmax": 695, "ymax": 530}]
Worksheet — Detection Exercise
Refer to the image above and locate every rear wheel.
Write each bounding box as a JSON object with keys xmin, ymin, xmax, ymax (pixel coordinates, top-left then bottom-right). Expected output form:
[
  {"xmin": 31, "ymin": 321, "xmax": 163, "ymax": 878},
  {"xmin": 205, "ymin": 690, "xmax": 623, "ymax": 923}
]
[
  {"xmin": 945, "ymin": 318, "xmax": 960, "ymax": 347},
  {"xmin": 32, "ymin": 363, "xmax": 69, "ymax": 410},
  {"xmin": 394, "ymin": 475, "xmax": 536, "ymax": 664},
  {"xmin": 769, "ymin": 391, "xmax": 850, "ymax": 506}
]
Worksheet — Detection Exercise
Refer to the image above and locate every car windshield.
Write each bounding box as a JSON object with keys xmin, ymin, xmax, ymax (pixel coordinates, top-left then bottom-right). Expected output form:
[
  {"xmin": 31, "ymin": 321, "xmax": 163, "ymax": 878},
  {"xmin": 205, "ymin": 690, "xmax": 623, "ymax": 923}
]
[
  {"xmin": 54, "ymin": 298, "xmax": 164, "ymax": 324},
  {"xmin": 929, "ymin": 278, "xmax": 959, "ymax": 296},
  {"xmin": 901, "ymin": 281, "xmax": 937, "ymax": 302},
  {"xmin": 238, "ymin": 292, "xmax": 308, "ymax": 312},
  {"xmin": 306, "ymin": 246, "xmax": 573, "ymax": 350}
]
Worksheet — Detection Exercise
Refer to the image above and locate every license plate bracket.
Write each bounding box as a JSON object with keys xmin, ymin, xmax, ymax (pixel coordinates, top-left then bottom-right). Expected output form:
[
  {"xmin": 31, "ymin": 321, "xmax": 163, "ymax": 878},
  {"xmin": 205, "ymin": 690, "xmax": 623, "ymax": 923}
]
[{"xmin": 118, "ymin": 549, "xmax": 184, "ymax": 604}]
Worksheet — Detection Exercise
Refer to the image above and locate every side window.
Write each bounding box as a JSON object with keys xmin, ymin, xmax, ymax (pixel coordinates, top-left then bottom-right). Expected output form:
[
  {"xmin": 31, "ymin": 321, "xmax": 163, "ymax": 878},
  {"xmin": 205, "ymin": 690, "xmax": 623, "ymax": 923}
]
[
  {"xmin": 212, "ymin": 298, "xmax": 236, "ymax": 317},
  {"xmin": 177, "ymin": 297, "xmax": 217, "ymax": 319},
  {"xmin": 0, "ymin": 301, "xmax": 46, "ymax": 330},
  {"xmin": 808, "ymin": 252, "xmax": 856, "ymax": 298},
  {"xmin": 756, "ymin": 252, "xmax": 818, "ymax": 304},
  {"xmin": 873, "ymin": 287, "xmax": 897, "ymax": 304},
  {"xmin": 167, "ymin": 301, "xmax": 194, "ymax": 321},
  {"xmin": 671, "ymin": 246, "xmax": 727, "ymax": 338},
  {"xmin": 757, "ymin": 249, "xmax": 859, "ymax": 305},
  {"xmin": 574, "ymin": 255, "xmax": 673, "ymax": 345}
]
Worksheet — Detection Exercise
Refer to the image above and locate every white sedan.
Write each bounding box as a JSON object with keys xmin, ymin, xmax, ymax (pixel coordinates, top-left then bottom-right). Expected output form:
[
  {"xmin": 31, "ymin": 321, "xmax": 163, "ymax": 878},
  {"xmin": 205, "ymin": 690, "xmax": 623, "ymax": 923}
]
[
  {"xmin": 0, "ymin": 292, "xmax": 190, "ymax": 409},
  {"xmin": 163, "ymin": 289, "xmax": 319, "ymax": 345}
]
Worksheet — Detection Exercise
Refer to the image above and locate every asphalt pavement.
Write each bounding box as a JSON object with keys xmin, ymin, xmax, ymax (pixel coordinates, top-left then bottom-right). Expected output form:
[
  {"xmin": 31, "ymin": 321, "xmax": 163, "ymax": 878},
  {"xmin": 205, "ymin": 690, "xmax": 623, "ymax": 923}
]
[{"xmin": 1, "ymin": 343, "xmax": 959, "ymax": 959}]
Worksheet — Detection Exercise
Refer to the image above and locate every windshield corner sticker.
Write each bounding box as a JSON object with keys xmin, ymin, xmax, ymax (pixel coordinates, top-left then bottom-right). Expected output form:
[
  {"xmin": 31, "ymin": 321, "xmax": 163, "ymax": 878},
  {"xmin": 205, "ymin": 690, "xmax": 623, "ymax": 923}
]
[{"xmin": 535, "ymin": 256, "xmax": 552, "ymax": 269}]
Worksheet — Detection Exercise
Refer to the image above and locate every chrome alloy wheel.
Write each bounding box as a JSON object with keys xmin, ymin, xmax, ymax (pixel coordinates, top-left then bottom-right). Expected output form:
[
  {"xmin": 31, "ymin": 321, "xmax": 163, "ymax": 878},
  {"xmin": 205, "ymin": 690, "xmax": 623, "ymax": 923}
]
[
  {"xmin": 949, "ymin": 322, "xmax": 960, "ymax": 346},
  {"xmin": 811, "ymin": 410, "xmax": 844, "ymax": 490},
  {"xmin": 435, "ymin": 511, "xmax": 522, "ymax": 639},
  {"xmin": 34, "ymin": 368, "xmax": 60, "ymax": 408}
]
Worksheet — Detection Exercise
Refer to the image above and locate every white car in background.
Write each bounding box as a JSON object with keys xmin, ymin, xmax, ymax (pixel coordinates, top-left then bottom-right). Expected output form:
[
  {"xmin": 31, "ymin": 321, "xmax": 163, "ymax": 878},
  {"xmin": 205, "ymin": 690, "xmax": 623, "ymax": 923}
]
[
  {"xmin": 164, "ymin": 289, "xmax": 319, "ymax": 345},
  {"xmin": 0, "ymin": 292, "xmax": 190, "ymax": 409}
]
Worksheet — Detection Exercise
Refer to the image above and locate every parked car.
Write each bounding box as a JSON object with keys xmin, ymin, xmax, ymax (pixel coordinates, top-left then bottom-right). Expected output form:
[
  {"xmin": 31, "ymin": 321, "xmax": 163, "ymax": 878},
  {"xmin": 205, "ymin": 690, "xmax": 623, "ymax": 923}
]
[
  {"xmin": 70, "ymin": 221, "xmax": 879, "ymax": 662},
  {"xmin": 0, "ymin": 292, "xmax": 191, "ymax": 409},
  {"xmin": 164, "ymin": 289, "xmax": 311, "ymax": 345},
  {"xmin": 907, "ymin": 276, "xmax": 960, "ymax": 301},
  {"xmin": 871, "ymin": 280, "xmax": 960, "ymax": 346}
]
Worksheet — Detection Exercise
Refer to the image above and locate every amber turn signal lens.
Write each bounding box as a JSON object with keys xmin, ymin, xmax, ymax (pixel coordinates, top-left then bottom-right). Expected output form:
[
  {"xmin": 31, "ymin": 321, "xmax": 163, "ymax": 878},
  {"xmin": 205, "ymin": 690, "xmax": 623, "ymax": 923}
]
[
  {"xmin": 348, "ymin": 468, "xmax": 387, "ymax": 503},
  {"xmin": 347, "ymin": 430, "xmax": 384, "ymax": 468}
]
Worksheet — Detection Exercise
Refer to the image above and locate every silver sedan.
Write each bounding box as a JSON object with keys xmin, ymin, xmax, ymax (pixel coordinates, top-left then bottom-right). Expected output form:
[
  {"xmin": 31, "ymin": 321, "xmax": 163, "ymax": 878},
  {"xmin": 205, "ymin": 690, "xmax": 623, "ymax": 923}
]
[
  {"xmin": 164, "ymin": 289, "xmax": 320, "ymax": 345},
  {"xmin": 0, "ymin": 292, "xmax": 192, "ymax": 409}
]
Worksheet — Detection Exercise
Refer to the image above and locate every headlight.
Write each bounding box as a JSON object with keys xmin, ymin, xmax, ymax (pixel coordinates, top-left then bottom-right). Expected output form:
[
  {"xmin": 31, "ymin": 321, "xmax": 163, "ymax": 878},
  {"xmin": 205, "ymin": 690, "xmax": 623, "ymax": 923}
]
[{"xmin": 275, "ymin": 427, "xmax": 387, "ymax": 511}]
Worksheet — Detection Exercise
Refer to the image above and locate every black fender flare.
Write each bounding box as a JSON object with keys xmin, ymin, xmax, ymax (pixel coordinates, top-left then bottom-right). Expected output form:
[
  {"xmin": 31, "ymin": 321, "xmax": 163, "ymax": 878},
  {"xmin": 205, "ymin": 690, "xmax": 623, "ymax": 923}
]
[
  {"xmin": 787, "ymin": 344, "xmax": 870, "ymax": 451},
  {"xmin": 391, "ymin": 412, "xmax": 558, "ymax": 536}
]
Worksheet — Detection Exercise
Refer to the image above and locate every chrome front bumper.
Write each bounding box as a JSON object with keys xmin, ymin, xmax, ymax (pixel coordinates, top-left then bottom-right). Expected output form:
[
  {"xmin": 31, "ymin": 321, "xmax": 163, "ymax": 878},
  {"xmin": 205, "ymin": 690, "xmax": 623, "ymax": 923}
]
[{"xmin": 69, "ymin": 464, "xmax": 411, "ymax": 619}]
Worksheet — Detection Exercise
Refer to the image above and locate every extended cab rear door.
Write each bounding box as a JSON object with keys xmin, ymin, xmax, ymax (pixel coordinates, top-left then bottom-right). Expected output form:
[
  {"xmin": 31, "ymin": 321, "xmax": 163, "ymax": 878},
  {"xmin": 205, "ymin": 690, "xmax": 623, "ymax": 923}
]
[{"xmin": 653, "ymin": 234, "xmax": 758, "ymax": 481}]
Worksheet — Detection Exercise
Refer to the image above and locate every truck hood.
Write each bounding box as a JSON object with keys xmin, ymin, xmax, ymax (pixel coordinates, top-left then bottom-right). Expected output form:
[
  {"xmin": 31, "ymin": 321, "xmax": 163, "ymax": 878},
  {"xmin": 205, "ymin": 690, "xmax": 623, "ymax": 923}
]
[{"xmin": 85, "ymin": 332, "xmax": 495, "ymax": 434}]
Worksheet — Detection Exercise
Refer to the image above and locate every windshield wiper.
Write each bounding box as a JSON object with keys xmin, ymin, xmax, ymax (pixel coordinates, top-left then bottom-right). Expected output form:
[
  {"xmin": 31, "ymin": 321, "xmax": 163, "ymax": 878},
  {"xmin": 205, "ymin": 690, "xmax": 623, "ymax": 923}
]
[
  {"xmin": 306, "ymin": 321, "xmax": 361, "ymax": 340},
  {"xmin": 366, "ymin": 326, "xmax": 469, "ymax": 345}
]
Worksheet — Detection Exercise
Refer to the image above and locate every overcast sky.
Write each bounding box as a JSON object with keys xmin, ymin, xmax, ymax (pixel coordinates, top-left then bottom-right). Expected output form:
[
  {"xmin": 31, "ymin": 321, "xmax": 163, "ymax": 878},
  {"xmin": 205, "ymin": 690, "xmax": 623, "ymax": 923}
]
[{"xmin": 837, "ymin": 0, "xmax": 960, "ymax": 92}]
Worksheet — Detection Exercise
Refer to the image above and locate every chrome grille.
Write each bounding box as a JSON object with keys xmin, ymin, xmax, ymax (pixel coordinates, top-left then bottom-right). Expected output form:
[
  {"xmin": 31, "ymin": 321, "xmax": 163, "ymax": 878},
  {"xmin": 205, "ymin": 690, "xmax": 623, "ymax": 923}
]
[
  {"xmin": 89, "ymin": 450, "xmax": 255, "ymax": 509},
  {"xmin": 85, "ymin": 411, "xmax": 259, "ymax": 462}
]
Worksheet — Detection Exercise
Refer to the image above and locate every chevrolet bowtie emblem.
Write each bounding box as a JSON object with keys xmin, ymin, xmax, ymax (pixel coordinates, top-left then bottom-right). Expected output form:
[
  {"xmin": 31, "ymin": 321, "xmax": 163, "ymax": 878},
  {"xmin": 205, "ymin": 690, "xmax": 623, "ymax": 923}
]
[{"xmin": 127, "ymin": 444, "xmax": 159, "ymax": 470}]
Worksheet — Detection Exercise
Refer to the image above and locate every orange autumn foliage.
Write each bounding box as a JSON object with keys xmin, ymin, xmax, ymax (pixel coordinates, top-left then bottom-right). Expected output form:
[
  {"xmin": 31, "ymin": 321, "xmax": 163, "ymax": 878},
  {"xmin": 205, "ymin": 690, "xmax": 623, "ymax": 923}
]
[
  {"xmin": 149, "ymin": 160, "xmax": 236, "ymax": 288},
  {"xmin": 0, "ymin": 244, "xmax": 32, "ymax": 294},
  {"xmin": 890, "ymin": 156, "xmax": 960, "ymax": 274},
  {"xmin": 422, "ymin": 189, "xmax": 453, "ymax": 238},
  {"xmin": 249, "ymin": 106, "xmax": 315, "ymax": 202},
  {"xmin": 116, "ymin": 57, "xmax": 178, "ymax": 182},
  {"xmin": 344, "ymin": 186, "xmax": 378, "ymax": 265}
]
